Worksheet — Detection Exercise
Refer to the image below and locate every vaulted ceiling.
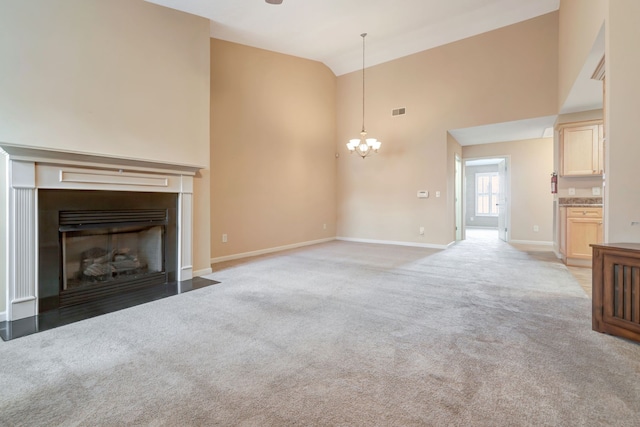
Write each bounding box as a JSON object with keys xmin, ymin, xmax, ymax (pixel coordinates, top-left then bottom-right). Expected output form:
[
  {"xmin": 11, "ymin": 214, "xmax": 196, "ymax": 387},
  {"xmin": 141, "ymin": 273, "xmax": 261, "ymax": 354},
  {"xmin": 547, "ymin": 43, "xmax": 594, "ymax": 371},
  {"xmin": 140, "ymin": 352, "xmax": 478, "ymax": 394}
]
[
  {"xmin": 145, "ymin": 0, "xmax": 559, "ymax": 76},
  {"xmin": 145, "ymin": 0, "xmax": 606, "ymax": 144}
]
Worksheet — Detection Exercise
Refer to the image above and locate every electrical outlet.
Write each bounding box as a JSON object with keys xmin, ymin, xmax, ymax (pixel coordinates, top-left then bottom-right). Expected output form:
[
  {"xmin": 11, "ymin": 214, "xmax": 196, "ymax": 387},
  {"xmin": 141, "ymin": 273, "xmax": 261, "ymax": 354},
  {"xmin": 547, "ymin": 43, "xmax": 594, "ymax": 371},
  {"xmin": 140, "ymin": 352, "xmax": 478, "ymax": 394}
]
[
  {"xmin": 419, "ymin": 226, "xmax": 425, "ymax": 235},
  {"xmin": 568, "ymin": 187, "xmax": 576, "ymax": 196},
  {"xmin": 323, "ymin": 223, "xmax": 327, "ymax": 230},
  {"xmin": 533, "ymin": 225, "xmax": 539, "ymax": 232},
  {"xmin": 222, "ymin": 233, "xmax": 228, "ymax": 243},
  {"xmin": 592, "ymin": 186, "xmax": 601, "ymax": 196},
  {"xmin": 435, "ymin": 191, "xmax": 441, "ymax": 198}
]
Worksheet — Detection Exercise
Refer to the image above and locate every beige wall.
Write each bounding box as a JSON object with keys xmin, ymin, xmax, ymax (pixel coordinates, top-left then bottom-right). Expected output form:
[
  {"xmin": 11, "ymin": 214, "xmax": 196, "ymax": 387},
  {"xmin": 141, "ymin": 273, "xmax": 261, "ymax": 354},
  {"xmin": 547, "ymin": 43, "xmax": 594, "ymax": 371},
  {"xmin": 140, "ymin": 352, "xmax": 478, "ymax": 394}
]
[
  {"xmin": 606, "ymin": 0, "xmax": 640, "ymax": 242},
  {"xmin": 0, "ymin": 0, "xmax": 209, "ymax": 167},
  {"xmin": 210, "ymin": 40, "xmax": 336, "ymax": 259},
  {"xmin": 558, "ymin": 0, "xmax": 606, "ymax": 109},
  {"xmin": 337, "ymin": 13, "xmax": 558, "ymax": 246},
  {"xmin": 463, "ymin": 138, "xmax": 554, "ymax": 242},
  {"xmin": 0, "ymin": 0, "xmax": 212, "ymax": 283}
]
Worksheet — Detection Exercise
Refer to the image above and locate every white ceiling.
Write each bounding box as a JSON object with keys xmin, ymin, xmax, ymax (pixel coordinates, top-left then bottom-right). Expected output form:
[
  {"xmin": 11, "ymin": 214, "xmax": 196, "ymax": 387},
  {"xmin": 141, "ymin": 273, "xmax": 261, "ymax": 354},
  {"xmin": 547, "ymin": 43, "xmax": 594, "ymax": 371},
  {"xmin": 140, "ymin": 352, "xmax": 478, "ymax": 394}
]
[
  {"xmin": 145, "ymin": 0, "xmax": 559, "ymax": 76},
  {"xmin": 449, "ymin": 115, "xmax": 557, "ymax": 146}
]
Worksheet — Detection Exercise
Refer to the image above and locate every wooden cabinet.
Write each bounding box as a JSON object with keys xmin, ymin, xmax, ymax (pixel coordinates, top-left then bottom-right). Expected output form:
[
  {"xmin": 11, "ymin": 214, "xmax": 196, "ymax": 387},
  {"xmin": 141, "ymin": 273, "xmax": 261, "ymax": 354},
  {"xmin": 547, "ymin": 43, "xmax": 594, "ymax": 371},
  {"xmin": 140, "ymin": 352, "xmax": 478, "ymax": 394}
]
[
  {"xmin": 592, "ymin": 243, "xmax": 640, "ymax": 343},
  {"xmin": 560, "ymin": 121, "xmax": 603, "ymax": 176},
  {"xmin": 559, "ymin": 207, "xmax": 566, "ymax": 255},
  {"xmin": 564, "ymin": 207, "xmax": 603, "ymax": 265}
]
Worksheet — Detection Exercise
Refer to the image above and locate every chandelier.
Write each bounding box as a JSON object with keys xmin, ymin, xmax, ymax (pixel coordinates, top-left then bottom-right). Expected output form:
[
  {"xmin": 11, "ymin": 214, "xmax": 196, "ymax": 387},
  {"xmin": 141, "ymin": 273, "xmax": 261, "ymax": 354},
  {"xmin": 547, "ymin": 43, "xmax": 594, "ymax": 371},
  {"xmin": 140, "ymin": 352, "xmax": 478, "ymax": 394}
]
[{"xmin": 346, "ymin": 33, "xmax": 381, "ymax": 159}]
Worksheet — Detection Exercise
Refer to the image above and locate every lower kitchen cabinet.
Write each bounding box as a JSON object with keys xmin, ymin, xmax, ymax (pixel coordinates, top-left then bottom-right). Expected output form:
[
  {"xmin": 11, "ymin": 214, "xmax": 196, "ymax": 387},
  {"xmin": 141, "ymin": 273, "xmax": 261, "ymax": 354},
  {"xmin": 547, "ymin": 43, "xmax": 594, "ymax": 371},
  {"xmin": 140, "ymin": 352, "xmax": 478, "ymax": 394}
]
[{"xmin": 563, "ymin": 207, "xmax": 603, "ymax": 266}]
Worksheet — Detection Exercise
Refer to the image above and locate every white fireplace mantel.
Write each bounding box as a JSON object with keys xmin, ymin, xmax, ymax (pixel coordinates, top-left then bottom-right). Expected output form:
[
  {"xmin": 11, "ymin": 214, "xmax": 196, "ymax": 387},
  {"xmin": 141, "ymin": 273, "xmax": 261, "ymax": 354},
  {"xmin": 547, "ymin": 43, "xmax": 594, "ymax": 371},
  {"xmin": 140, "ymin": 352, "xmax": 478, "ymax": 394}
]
[{"xmin": 1, "ymin": 143, "xmax": 205, "ymax": 321}]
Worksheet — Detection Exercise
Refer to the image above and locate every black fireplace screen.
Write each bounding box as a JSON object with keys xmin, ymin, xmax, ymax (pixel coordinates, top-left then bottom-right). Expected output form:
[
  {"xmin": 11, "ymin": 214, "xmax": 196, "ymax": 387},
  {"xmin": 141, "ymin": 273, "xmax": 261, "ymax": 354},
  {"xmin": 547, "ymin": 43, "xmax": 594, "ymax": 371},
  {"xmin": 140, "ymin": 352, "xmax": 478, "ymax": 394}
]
[
  {"xmin": 38, "ymin": 190, "xmax": 178, "ymax": 312},
  {"xmin": 62, "ymin": 224, "xmax": 164, "ymax": 290}
]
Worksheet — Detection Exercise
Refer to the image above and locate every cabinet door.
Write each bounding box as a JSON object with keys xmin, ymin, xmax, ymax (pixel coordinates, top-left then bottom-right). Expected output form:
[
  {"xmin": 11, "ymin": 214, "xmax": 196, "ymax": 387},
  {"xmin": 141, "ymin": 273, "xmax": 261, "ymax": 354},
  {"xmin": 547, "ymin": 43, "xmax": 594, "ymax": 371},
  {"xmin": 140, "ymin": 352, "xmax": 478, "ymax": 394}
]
[
  {"xmin": 559, "ymin": 207, "xmax": 566, "ymax": 255},
  {"xmin": 601, "ymin": 253, "xmax": 640, "ymax": 340},
  {"xmin": 567, "ymin": 218, "xmax": 603, "ymax": 259},
  {"xmin": 561, "ymin": 124, "xmax": 600, "ymax": 176}
]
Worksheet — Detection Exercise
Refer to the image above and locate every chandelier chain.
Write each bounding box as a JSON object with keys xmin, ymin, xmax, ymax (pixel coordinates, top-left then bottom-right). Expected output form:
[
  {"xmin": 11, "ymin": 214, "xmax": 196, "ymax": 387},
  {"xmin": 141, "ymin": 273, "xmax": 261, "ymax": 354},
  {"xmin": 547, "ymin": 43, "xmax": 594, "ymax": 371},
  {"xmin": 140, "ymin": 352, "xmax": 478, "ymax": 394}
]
[{"xmin": 361, "ymin": 33, "xmax": 366, "ymax": 133}]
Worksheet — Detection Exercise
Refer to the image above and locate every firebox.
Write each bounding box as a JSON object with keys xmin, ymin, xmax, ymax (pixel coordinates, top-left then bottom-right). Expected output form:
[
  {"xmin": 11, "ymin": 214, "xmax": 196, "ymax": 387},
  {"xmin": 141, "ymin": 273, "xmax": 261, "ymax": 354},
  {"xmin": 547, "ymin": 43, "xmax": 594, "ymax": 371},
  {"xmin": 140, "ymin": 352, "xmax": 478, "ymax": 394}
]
[{"xmin": 38, "ymin": 190, "xmax": 178, "ymax": 312}]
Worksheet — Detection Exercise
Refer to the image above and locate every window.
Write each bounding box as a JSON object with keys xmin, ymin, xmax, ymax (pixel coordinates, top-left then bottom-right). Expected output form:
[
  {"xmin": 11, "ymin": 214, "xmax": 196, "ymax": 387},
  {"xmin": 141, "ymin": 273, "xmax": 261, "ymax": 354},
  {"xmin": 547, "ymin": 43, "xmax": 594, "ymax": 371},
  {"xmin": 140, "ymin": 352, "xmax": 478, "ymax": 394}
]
[{"xmin": 476, "ymin": 172, "xmax": 499, "ymax": 216}]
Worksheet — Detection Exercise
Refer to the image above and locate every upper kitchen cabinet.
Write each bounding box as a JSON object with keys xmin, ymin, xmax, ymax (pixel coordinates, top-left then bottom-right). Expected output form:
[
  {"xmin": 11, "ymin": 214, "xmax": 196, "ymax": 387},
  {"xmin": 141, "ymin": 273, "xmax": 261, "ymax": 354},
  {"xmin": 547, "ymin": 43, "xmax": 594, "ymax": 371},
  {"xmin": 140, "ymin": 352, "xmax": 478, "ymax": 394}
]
[{"xmin": 560, "ymin": 120, "xmax": 604, "ymax": 176}]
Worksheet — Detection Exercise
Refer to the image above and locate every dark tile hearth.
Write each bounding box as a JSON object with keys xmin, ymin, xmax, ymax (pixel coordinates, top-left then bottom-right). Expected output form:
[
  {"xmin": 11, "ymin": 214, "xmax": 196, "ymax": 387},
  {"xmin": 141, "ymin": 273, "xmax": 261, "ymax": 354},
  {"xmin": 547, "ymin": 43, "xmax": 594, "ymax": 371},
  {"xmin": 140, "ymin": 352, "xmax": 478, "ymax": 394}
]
[{"xmin": 0, "ymin": 277, "xmax": 220, "ymax": 341}]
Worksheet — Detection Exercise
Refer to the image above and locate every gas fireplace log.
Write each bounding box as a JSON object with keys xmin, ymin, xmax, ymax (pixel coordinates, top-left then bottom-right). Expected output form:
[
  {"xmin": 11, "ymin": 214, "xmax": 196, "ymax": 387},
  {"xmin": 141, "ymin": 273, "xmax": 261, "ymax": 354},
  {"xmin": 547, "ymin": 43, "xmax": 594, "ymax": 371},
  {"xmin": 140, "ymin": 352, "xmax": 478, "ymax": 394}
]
[
  {"xmin": 80, "ymin": 247, "xmax": 143, "ymax": 278},
  {"xmin": 83, "ymin": 263, "xmax": 115, "ymax": 277}
]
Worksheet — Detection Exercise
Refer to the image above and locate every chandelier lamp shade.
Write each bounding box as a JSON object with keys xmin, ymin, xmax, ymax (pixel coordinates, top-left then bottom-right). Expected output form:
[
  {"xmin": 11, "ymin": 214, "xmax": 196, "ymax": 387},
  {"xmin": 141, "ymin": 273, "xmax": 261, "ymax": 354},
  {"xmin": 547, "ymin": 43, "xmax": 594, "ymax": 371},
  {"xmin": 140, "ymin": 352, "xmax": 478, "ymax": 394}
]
[{"xmin": 346, "ymin": 33, "xmax": 381, "ymax": 159}]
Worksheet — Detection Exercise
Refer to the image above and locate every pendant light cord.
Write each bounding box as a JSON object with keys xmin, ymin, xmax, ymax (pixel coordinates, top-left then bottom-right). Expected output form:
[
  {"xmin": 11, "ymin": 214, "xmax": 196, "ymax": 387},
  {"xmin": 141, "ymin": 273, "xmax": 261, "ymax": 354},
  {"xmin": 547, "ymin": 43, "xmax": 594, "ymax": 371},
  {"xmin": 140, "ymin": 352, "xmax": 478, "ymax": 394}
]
[{"xmin": 361, "ymin": 33, "xmax": 366, "ymax": 133}]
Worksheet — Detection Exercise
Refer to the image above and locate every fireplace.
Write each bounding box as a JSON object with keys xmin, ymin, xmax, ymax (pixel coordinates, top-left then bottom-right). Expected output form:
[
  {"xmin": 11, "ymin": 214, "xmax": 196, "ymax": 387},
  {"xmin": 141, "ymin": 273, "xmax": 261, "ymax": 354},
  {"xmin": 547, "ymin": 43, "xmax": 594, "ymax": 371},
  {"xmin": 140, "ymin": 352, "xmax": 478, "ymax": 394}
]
[
  {"xmin": 1, "ymin": 143, "xmax": 202, "ymax": 322},
  {"xmin": 38, "ymin": 190, "xmax": 178, "ymax": 312}
]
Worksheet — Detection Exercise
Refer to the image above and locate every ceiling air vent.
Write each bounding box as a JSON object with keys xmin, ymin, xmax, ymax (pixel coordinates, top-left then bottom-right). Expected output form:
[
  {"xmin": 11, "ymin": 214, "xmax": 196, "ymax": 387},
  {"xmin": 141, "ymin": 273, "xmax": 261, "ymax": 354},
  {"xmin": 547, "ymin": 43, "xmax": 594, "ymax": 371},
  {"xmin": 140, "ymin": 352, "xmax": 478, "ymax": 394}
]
[{"xmin": 392, "ymin": 107, "xmax": 406, "ymax": 117}]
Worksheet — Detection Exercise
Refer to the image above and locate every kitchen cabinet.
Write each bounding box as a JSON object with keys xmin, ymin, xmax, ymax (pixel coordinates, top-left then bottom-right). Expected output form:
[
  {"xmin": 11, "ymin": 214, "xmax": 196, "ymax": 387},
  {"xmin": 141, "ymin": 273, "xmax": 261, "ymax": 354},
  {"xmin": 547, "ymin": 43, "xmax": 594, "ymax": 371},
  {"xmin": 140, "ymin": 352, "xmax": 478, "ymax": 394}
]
[
  {"xmin": 560, "ymin": 121, "xmax": 603, "ymax": 176},
  {"xmin": 592, "ymin": 243, "xmax": 640, "ymax": 343},
  {"xmin": 562, "ymin": 206, "xmax": 603, "ymax": 266}
]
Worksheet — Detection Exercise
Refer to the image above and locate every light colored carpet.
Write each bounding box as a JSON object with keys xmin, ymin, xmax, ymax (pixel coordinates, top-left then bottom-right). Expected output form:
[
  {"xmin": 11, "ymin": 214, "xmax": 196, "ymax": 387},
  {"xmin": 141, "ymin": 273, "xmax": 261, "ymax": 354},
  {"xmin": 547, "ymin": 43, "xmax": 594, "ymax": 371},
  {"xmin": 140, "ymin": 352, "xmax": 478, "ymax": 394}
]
[{"xmin": 1, "ymin": 236, "xmax": 639, "ymax": 426}]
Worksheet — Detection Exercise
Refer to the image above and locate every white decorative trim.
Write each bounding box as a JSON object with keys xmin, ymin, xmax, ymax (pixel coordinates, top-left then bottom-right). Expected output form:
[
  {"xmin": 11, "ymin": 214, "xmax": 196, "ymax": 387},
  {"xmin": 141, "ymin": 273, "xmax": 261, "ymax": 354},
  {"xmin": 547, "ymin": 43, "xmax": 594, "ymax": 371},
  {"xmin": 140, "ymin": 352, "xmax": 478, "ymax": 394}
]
[
  {"xmin": 193, "ymin": 267, "xmax": 213, "ymax": 277},
  {"xmin": 211, "ymin": 238, "xmax": 335, "ymax": 264},
  {"xmin": 37, "ymin": 164, "xmax": 184, "ymax": 193},
  {"xmin": 0, "ymin": 143, "xmax": 203, "ymax": 176},
  {"xmin": 336, "ymin": 237, "xmax": 448, "ymax": 250},
  {"xmin": 59, "ymin": 169, "xmax": 169, "ymax": 187},
  {"xmin": 8, "ymin": 185, "xmax": 38, "ymax": 320},
  {"xmin": 591, "ymin": 54, "xmax": 605, "ymax": 81},
  {"xmin": 509, "ymin": 240, "xmax": 553, "ymax": 246},
  {"xmin": 177, "ymin": 192, "xmax": 194, "ymax": 281}
]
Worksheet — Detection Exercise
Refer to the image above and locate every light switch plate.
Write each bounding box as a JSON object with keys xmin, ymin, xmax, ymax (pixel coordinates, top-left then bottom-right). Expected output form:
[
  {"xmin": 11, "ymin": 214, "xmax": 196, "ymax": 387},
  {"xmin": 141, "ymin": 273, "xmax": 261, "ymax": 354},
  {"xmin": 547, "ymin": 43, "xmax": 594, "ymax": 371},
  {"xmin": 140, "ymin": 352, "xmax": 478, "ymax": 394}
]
[
  {"xmin": 568, "ymin": 187, "xmax": 576, "ymax": 196},
  {"xmin": 592, "ymin": 186, "xmax": 601, "ymax": 196}
]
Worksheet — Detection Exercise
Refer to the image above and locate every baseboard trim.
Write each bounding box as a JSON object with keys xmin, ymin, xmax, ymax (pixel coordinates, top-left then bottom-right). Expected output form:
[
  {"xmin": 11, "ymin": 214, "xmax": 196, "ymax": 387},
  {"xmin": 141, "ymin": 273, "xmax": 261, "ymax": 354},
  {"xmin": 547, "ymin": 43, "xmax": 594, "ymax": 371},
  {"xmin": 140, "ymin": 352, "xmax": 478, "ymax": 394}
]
[
  {"xmin": 0, "ymin": 311, "xmax": 6, "ymax": 322},
  {"xmin": 565, "ymin": 257, "xmax": 592, "ymax": 268},
  {"xmin": 336, "ymin": 237, "xmax": 448, "ymax": 250},
  {"xmin": 510, "ymin": 240, "xmax": 553, "ymax": 246},
  {"xmin": 193, "ymin": 267, "xmax": 213, "ymax": 277},
  {"xmin": 211, "ymin": 238, "xmax": 336, "ymax": 264}
]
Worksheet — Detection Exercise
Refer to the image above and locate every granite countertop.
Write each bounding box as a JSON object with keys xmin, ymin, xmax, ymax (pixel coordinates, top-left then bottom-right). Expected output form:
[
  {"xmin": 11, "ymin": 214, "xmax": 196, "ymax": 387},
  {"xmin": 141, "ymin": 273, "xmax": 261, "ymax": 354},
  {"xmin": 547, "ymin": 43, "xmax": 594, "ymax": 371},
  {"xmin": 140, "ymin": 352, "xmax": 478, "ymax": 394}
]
[{"xmin": 558, "ymin": 197, "xmax": 603, "ymax": 207}]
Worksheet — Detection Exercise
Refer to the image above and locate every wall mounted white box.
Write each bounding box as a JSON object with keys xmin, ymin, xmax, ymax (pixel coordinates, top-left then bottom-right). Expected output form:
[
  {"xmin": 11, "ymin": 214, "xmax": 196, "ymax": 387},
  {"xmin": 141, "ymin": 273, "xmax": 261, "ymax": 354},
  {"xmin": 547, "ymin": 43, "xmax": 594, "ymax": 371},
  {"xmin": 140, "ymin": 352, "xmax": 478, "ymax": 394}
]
[{"xmin": 417, "ymin": 191, "xmax": 429, "ymax": 198}]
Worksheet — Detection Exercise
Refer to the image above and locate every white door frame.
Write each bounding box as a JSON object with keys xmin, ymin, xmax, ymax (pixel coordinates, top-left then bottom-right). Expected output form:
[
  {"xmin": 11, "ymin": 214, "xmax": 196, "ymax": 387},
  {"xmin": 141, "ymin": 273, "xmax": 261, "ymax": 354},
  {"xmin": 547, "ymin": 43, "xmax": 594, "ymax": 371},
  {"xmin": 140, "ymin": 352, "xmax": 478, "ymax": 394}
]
[
  {"xmin": 455, "ymin": 154, "xmax": 463, "ymax": 241},
  {"xmin": 462, "ymin": 155, "xmax": 511, "ymax": 242}
]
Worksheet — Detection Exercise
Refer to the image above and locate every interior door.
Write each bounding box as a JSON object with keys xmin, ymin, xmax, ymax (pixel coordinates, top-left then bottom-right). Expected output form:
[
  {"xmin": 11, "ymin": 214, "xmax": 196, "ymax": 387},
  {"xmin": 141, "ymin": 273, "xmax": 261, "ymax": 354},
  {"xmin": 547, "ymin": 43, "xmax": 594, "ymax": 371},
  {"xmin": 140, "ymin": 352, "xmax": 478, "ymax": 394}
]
[{"xmin": 497, "ymin": 159, "xmax": 508, "ymax": 242}]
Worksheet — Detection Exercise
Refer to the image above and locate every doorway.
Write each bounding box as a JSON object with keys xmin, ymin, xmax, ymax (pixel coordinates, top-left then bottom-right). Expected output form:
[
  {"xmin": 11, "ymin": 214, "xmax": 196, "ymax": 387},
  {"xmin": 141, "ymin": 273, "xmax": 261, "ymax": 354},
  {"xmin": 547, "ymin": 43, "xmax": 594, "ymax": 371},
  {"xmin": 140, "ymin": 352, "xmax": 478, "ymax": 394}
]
[{"xmin": 463, "ymin": 157, "xmax": 510, "ymax": 242}]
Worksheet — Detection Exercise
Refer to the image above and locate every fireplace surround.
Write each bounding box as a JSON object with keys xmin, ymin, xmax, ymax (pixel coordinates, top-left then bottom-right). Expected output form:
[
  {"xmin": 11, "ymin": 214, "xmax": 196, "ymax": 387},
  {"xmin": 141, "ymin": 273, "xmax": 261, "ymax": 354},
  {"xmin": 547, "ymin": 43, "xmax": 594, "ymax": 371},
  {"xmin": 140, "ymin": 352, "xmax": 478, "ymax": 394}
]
[{"xmin": 1, "ymin": 143, "xmax": 202, "ymax": 322}]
